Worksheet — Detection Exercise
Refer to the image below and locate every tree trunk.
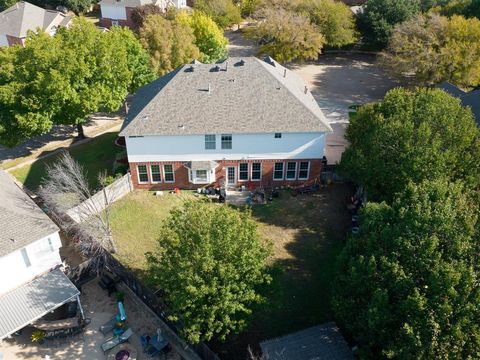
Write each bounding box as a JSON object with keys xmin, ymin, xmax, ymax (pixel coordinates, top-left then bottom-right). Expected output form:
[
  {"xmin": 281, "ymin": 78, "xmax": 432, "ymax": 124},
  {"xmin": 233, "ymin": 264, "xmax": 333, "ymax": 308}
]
[{"xmin": 76, "ymin": 123, "xmax": 86, "ymax": 139}]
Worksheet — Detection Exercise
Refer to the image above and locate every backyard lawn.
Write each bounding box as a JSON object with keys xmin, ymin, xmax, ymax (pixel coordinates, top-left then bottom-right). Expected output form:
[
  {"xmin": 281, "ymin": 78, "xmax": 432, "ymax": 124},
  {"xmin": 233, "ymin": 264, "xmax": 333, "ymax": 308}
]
[
  {"xmin": 107, "ymin": 184, "xmax": 353, "ymax": 359},
  {"xmin": 9, "ymin": 131, "xmax": 124, "ymax": 192}
]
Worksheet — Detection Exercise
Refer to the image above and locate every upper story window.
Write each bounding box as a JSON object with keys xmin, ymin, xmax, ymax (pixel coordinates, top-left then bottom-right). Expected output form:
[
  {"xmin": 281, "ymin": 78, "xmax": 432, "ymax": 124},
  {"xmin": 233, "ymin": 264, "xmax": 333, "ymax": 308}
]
[
  {"xmin": 137, "ymin": 165, "xmax": 148, "ymax": 183},
  {"xmin": 205, "ymin": 134, "xmax": 216, "ymax": 150},
  {"xmin": 21, "ymin": 248, "xmax": 31, "ymax": 268},
  {"xmin": 273, "ymin": 162, "xmax": 284, "ymax": 180},
  {"xmin": 275, "ymin": 133, "xmax": 282, "ymax": 139},
  {"xmin": 221, "ymin": 134, "xmax": 232, "ymax": 149}
]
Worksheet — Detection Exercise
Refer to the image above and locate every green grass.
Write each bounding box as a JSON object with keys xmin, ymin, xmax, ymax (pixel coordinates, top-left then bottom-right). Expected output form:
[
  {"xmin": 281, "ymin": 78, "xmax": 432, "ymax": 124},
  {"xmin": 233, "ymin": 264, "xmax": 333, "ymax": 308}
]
[
  {"xmin": 10, "ymin": 132, "xmax": 123, "ymax": 192},
  {"xmin": 109, "ymin": 191, "xmax": 194, "ymax": 277},
  {"xmin": 107, "ymin": 185, "xmax": 353, "ymax": 359}
]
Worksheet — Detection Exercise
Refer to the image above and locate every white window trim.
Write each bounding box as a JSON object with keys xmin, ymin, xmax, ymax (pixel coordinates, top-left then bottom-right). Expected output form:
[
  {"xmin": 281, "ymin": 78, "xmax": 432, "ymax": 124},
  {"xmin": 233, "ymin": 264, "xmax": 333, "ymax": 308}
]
[
  {"xmin": 221, "ymin": 134, "xmax": 232, "ymax": 150},
  {"xmin": 286, "ymin": 161, "xmax": 297, "ymax": 180},
  {"xmin": 298, "ymin": 161, "xmax": 310, "ymax": 180},
  {"xmin": 163, "ymin": 164, "xmax": 175, "ymax": 183},
  {"xmin": 273, "ymin": 162, "xmax": 285, "ymax": 181},
  {"xmin": 226, "ymin": 166, "xmax": 236, "ymax": 185},
  {"xmin": 191, "ymin": 169, "xmax": 210, "ymax": 184},
  {"xmin": 238, "ymin": 163, "xmax": 249, "ymax": 182},
  {"xmin": 251, "ymin": 162, "xmax": 262, "ymax": 181},
  {"xmin": 137, "ymin": 164, "xmax": 149, "ymax": 184},
  {"xmin": 150, "ymin": 164, "xmax": 162, "ymax": 184},
  {"xmin": 205, "ymin": 134, "xmax": 216, "ymax": 150}
]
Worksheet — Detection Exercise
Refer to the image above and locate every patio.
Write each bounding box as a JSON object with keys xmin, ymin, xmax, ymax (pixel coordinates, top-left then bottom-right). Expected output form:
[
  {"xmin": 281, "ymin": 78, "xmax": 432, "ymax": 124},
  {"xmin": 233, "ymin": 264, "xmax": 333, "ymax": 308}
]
[{"xmin": 0, "ymin": 279, "xmax": 183, "ymax": 360}]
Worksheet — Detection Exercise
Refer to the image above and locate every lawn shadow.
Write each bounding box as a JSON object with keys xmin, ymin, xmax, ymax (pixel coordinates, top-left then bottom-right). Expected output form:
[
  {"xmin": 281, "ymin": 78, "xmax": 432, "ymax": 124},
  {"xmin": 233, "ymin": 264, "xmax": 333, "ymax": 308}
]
[{"xmin": 209, "ymin": 183, "xmax": 355, "ymax": 359}]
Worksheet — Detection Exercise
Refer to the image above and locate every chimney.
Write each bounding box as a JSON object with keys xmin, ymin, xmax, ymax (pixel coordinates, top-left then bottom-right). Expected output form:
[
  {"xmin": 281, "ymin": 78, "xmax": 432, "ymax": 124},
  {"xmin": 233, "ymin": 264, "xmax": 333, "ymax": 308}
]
[
  {"xmin": 283, "ymin": 69, "xmax": 287, "ymax": 78},
  {"xmin": 304, "ymin": 86, "xmax": 308, "ymax": 94}
]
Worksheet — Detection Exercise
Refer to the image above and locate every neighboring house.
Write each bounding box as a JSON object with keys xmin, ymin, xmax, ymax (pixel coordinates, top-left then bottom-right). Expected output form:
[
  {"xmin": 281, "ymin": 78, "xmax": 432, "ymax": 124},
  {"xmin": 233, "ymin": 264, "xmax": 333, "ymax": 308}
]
[
  {"xmin": 260, "ymin": 322, "xmax": 354, "ymax": 360},
  {"xmin": 0, "ymin": 1, "xmax": 72, "ymax": 47},
  {"xmin": 120, "ymin": 56, "xmax": 332, "ymax": 190},
  {"xmin": 436, "ymin": 81, "xmax": 480, "ymax": 126},
  {"xmin": 0, "ymin": 170, "xmax": 80, "ymax": 340},
  {"xmin": 98, "ymin": 0, "xmax": 187, "ymax": 28}
]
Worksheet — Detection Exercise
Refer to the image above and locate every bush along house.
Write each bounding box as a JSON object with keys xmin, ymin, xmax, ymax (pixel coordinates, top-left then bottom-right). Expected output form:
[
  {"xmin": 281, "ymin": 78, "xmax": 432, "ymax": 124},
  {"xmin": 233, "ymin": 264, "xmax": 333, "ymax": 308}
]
[{"xmin": 120, "ymin": 57, "xmax": 332, "ymax": 190}]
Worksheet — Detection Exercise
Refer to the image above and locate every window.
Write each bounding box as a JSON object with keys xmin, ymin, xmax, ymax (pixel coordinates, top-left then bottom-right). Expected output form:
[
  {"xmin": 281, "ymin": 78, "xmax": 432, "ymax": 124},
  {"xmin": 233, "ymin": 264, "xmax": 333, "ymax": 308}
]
[
  {"xmin": 21, "ymin": 248, "xmax": 31, "ymax": 267},
  {"xmin": 221, "ymin": 134, "xmax": 232, "ymax": 149},
  {"xmin": 164, "ymin": 164, "xmax": 174, "ymax": 182},
  {"xmin": 286, "ymin": 162, "xmax": 297, "ymax": 180},
  {"xmin": 273, "ymin": 162, "xmax": 284, "ymax": 180},
  {"xmin": 275, "ymin": 133, "xmax": 282, "ymax": 139},
  {"xmin": 298, "ymin": 161, "xmax": 310, "ymax": 180},
  {"xmin": 251, "ymin": 163, "xmax": 261, "ymax": 181},
  {"xmin": 137, "ymin": 165, "xmax": 148, "ymax": 183},
  {"xmin": 195, "ymin": 170, "xmax": 208, "ymax": 182},
  {"xmin": 205, "ymin": 134, "xmax": 216, "ymax": 150},
  {"xmin": 150, "ymin": 165, "xmax": 161, "ymax": 183},
  {"xmin": 239, "ymin": 163, "xmax": 249, "ymax": 181}
]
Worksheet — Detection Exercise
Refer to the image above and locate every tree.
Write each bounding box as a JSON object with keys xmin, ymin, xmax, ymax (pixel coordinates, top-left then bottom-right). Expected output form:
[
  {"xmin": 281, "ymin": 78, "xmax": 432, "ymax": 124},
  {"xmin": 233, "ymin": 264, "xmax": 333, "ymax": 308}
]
[
  {"xmin": 139, "ymin": 14, "xmax": 200, "ymax": 76},
  {"xmin": 130, "ymin": 3, "xmax": 164, "ymax": 28},
  {"xmin": 339, "ymin": 87, "xmax": 480, "ymax": 202},
  {"xmin": 386, "ymin": 14, "xmax": 480, "ymax": 88},
  {"xmin": 175, "ymin": 10, "xmax": 228, "ymax": 63},
  {"xmin": 245, "ymin": 7, "xmax": 325, "ymax": 62},
  {"xmin": 59, "ymin": 0, "xmax": 94, "ymax": 14},
  {"xmin": 146, "ymin": 201, "xmax": 271, "ymax": 343},
  {"xmin": 357, "ymin": 0, "xmax": 421, "ymax": 49},
  {"xmin": 194, "ymin": 0, "xmax": 242, "ymax": 28},
  {"xmin": 332, "ymin": 179, "xmax": 480, "ymax": 358},
  {"xmin": 0, "ymin": 0, "xmax": 15, "ymax": 11},
  {"xmin": 297, "ymin": 0, "xmax": 357, "ymax": 48},
  {"xmin": 39, "ymin": 152, "xmax": 118, "ymax": 270}
]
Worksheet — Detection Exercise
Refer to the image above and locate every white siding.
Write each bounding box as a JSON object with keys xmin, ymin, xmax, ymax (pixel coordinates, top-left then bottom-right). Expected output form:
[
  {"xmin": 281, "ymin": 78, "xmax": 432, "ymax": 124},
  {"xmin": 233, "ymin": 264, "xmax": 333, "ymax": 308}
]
[
  {"xmin": 0, "ymin": 232, "xmax": 63, "ymax": 295},
  {"xmin": 100, "ymin": 4, "xmax": 127, "ymax": 20},
  {"xmin": 0, "ymin": 34, "xmax": 9, "ymax": 47},
  {"xmin": 126, "ymin": 132, "xmax": 326, "ymax": 162}
]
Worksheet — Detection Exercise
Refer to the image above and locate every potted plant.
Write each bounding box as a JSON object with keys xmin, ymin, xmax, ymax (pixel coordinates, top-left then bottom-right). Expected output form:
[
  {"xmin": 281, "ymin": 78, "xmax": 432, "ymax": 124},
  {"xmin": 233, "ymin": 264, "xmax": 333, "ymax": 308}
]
[{"xmin": 31, "ymin": 329, "xmax": 46, "ymax": 344}]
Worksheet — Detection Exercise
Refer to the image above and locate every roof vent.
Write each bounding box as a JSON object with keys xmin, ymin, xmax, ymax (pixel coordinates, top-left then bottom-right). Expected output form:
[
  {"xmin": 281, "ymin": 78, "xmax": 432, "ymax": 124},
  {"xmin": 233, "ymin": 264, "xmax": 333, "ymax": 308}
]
[
  {"xmin": 185, "ymin": 66, "xmax": 195, "ymax": 73},
  {"xmin": 142, "ymin": 115, "xmax": 149, "ymax": 120},
  {"xmin": 178, "ymin": 124, "xmax": 186, "ymax": 130},
  {"xmin": 210, "ymin": 65, "xmax": 220, "ymax": 72},
  {"xmin": 304, "ymin": 86, "xmax": 308, "ymax": 94},
  {"xmin": 234, "ymin": 59, "xmax": 245, "ymax": 67},
  {"xmin": 283, "ymin": 69, "xmax": 287, "ymax": 78}
]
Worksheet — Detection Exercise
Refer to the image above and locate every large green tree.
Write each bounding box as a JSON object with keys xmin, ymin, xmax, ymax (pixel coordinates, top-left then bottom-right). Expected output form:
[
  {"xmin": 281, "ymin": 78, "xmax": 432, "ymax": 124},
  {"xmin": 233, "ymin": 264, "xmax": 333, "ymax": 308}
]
[
  {"xmin": 245, "ymin": 7, "xmax": 325, "ymax": 62},
  {"xmin": 194, "ymin": 0, "xmax": 242, "ymax": 28},
  {"xmin": 139, "ymin": 14, "xmax": 200, "ymax": 76},
  {"xmin": 0, "ymin": 0, "xmax": 15, "ymax": 11},
  {"xmin": 332, "ymin": 179, "xmax": 480, "ymax": 358},
  {"xmin": 176, "ymin": 10, "xmax": 228, "ymax": 63},
  {"xmin": 146, "ymin": 200, "xmax": 271, "ymax": 343},
  {"xmin": 386, "ymin": 14, "xmax": 480, "ymax": 89},
  {"xmin": 357, "ymin": 0, "xmax": 421, "ymax": 49},
  {"xmin": 340, "ymin": 88, "xmax": 480, "ymax": 202},
  {"xmin": 0, "ymin": 18, "xmax": 153, "ymax": 146}
]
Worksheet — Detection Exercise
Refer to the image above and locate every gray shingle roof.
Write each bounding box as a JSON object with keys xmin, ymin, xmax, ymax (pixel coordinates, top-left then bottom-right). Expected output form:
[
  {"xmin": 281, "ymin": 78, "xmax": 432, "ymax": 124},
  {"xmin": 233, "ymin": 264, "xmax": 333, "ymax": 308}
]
[
  {"xmin": 0, "ymin": 268, "xmax": 79, "ymax": 340},
  {"xmin": 435, "ymin": 81, "xmax": 466, "ymax": 97},
  {"xmin": 0, "ymin": 1, "xmax": 70, "ymax": 39},
  {"xmin": 435, "ymin": 82, "xmax": 480, "ymax": 126},
  {"xmin": 260, "ymin": 322, "xmax": 354, "ymax": 360},
  {"xmin": 0, "ymin": 170, "xmax": 59, "ymax": 257},
  {"xmin": 120, "ymin": 57, "xmax": 331, "ymax": 137}
]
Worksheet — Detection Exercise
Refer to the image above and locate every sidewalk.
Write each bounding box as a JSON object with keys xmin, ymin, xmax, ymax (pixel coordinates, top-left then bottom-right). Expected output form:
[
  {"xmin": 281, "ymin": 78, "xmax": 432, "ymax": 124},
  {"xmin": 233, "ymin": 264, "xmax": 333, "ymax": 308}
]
[{"xmin": 0, "ymin": 115, "xmax": 123, "ymax": 171}]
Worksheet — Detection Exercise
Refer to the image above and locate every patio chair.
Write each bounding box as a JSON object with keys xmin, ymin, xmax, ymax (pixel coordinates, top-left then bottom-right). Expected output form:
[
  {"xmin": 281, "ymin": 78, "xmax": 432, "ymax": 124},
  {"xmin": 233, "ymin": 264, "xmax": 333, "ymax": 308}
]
[
  {"xmin": 141, "ymin": 334, "xmax": 169, "ymax": 357},
  {"xmin": 101, "ymin": 328, "xmax": 133, "ymax": 353}
]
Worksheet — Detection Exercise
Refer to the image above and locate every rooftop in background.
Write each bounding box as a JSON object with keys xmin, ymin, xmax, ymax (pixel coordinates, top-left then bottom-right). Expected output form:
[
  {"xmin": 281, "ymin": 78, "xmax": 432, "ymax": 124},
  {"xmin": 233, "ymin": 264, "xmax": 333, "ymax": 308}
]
[
  {"xmin": 98, "ymin": 0, "xmax": 160, "ymax": 7},
  {"xmin": 120, "ymin": 57, "xmax": 332, "ymax": 137},
  {"xmin": 436, "ymin": 81, "xmax": 480, "ymax": 126},
  {"xmin": 0, "ymin": 1, "xmax": 71, "ymax": 39},
  {"xmin": 0, "ymin": 169, "xmax": 59, "ymax": 257},
  {"xmin": 260, "ymin": 322, "xmax": 354, "ymax": 360}
]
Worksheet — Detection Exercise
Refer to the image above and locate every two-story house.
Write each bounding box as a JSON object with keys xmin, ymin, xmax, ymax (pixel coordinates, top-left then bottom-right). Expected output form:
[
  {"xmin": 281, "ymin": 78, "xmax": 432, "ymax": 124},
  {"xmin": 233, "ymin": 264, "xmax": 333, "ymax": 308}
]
[
  {"xmin": 0, "ymin": 170, "xmax": 80, "ymax": 340},
  {"xmin": 120, "ymin": 56, "xmax": 332, "ymax": 190},
  {"xmin": 98, "ymin": 0, "xmax": 187, "ymax": 29},
  {"xmin": 0, "ymin": 1, "xmax": 72, "ymax": 47}
]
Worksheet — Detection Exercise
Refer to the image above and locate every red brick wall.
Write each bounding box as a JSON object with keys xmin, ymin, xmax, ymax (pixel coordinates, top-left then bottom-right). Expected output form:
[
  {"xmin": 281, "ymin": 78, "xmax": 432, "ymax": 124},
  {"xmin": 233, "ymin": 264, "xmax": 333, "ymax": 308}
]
[{"xmin": 129, "ymin": 159, "xmax": 323, "ymax": 191}]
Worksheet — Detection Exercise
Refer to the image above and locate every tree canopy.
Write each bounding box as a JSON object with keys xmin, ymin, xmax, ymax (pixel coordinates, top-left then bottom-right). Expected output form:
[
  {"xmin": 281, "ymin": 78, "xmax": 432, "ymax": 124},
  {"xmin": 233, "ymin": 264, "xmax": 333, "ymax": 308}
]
[
  {"xmin": 357, "ymin": 0, "xmax": 421, "ymax": 49},
  {"xmin": 0, "ymin": 0, "xmax": 15, "ymax": 11},
  {"xmin": 0, "ymin": 18, "xmax": 154, "ymax": 146},
  {"xmin": 130, "ymin": 3, "xmax": 164, "ymax": 28},
  {"xmin": 146, "ymin": 200, "xmax": 271, "ymax": 344},
  {"xmin": 386, "ymin": 14, "xmax": 480, "ymax": 89},
  {"xmin": 339, "ymin": 87, "xmax": 480, "ymax": 202},
  {"xmin": 194, "ymin": 0, "xmax": 242, "ymax": 28},
  {"xmin": 139, "ymin": 14, "xmax": 201, "ymax": 76},
  {"xmin": 332, "ymin": 179, "xmax": 480, "ymax": 358},
  {"xmin": 175, "ymin": 10, "xmax": 228, "ymax": 63}
]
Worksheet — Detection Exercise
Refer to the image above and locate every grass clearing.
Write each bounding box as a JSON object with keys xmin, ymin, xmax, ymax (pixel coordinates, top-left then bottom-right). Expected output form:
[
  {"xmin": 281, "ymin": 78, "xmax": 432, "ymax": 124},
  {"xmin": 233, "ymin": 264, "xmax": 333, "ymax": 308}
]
[
  {"xmin": 9, "ymin": 132, "xmax": 124, "ymax": 192},
  {"xmin": 107, "ymin": 184, "xmax": 353, "ymax": 359}
]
